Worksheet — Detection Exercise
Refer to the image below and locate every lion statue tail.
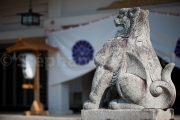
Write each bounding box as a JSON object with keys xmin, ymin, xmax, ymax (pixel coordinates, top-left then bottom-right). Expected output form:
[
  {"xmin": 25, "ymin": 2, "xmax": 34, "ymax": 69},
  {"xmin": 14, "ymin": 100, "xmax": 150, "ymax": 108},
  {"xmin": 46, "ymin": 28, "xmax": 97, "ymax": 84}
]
[{"xmin": 150, "ymin": 63, "xmax": 176, "ymax": 109}]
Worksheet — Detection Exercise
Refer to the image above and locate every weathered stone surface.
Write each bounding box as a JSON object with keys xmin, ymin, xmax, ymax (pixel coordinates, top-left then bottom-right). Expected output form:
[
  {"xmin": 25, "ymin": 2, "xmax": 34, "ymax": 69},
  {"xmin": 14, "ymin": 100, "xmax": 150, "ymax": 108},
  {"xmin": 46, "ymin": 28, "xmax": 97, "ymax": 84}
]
[
  {"xmin": 81, "ymin": 108, "xmax": 174, "ymax": 120},
  {"xmin": 83, "ymin": 7, "xmax": 176, "ymax": 111}
]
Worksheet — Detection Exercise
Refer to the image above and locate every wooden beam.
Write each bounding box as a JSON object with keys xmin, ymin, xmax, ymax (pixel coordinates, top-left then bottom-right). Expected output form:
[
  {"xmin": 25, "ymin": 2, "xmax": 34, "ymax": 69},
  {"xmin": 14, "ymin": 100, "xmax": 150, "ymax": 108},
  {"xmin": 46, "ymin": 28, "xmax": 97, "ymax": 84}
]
[
  {"xmin": 98, "ymin": 0, "xmax": 180, "ymax": 10},
  {"xmin": 6, "ymin": 38, "xmax": 59, "ymax": 53},
  {"xmin": 22, "ymin": 84, "xmax": 34, "ymax": 89},
  {"xmin": 34, "ymin": 51, "xmax": 40, "ymax": 102},
  {"xmin": 22, "ymin": 84, "xmax": 42, "ymax": 89}
]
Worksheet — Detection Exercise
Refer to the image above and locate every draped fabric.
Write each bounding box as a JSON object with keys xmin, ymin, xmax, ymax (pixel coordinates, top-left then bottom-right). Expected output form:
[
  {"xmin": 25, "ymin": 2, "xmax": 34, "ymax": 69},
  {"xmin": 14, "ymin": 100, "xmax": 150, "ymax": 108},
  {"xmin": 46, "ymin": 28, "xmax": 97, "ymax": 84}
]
[{"xmin": 47, "ymin": 12, "xmax": 180, "ymax": 85}]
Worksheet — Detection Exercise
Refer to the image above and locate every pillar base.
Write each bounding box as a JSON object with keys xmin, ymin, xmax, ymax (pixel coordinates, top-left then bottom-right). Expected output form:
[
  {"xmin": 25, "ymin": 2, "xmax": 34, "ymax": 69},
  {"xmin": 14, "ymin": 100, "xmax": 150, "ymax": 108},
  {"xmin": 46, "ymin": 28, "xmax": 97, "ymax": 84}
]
[
  {"xmin": 24, "ymin": 110, "xmax": 49, "ymax": 116},
  {"xmin": 24, "ymin": 100, "xmax": 49, "ymax": 116},
  {"xmin": 49, "ymin": 109, "xmax": 72, "ymax": 115}
]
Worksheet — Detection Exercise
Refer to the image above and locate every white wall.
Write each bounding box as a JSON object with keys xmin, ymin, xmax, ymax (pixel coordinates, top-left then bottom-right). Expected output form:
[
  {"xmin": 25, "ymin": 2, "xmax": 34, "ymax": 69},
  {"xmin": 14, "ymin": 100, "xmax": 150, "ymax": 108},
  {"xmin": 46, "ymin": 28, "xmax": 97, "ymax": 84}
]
[
  {"xmin": 0, "ymin": 0, "xmax": 118, "ymax": 40},
  {"xmin": 0, "ymin": 0, "xmax": 180, "ymax": 41},
  {"xmin": 48, "ymin": 83, "xmax": 72, "ymax": 115},
  {"xmin": 48, "ymin": 0, "xmax": 62, "ymax": 18},
  {"xmin": 61, "ymin": 0, "xmax": 117, "ymax": 17}
]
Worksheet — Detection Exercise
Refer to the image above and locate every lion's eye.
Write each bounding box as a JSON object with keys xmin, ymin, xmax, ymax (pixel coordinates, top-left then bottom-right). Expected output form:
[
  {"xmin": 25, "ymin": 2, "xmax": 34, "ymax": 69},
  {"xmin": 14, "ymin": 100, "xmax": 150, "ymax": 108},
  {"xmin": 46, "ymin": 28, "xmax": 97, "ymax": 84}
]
[
  {"xmin": 128, "ymin": 8, "xmax": 138, "ymax": 18},
  {"xmin": 130, "ymin": 9, "xmax": 137, "ymax": 14},
  {"xmin": 118, "ymin": 13, "xmax": 124, "ymax": 18}
]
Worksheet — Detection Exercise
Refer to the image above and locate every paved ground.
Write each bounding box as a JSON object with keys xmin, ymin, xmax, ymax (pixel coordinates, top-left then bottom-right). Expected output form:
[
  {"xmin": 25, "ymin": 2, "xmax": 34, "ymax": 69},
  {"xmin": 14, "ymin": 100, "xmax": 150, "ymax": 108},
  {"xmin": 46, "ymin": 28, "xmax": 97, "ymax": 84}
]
[
  {"xmin": 0, "ymin": 114, "xmax": 81, "ymax": 120},
  {"xmin": 0, "ymin": 114, "xmax": 180, "ymax": 120},
  {"xmin": 175, "ymin": 115, "xmax": 180, "ymax": 120}
]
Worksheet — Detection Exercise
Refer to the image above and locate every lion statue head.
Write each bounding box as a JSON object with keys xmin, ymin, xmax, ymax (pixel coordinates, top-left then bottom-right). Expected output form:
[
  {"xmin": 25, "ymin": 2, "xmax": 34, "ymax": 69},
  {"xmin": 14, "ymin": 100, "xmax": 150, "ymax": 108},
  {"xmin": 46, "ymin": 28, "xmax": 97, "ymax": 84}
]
[{"xmin": 114, "ymin": 7, "xmax": 149, "ymax": 38}]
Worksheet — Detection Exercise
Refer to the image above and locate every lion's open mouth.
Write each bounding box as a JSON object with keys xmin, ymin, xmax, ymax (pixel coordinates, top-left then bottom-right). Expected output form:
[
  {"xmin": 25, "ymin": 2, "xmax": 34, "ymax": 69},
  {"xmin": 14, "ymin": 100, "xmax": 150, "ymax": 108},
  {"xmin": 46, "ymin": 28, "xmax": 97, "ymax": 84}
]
[
  {"xmin": 114, "ymin": 17, "xmax": 131, "ymax": 38},
  {"xmin": 115, "ymin": 21, "xmax": 129, "ymax": 33},
  {"xmin": 118, "ymin": 24, "xmax": 125, "ymax": 28}
]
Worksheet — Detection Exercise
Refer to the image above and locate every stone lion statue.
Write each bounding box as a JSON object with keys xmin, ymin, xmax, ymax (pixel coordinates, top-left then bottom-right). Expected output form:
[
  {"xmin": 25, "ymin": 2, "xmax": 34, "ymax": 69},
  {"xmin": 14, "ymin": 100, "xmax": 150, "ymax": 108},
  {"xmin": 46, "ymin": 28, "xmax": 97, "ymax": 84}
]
[{"xmin": 83, "ymin": 7, "xmax": 176, "ymax": 110}]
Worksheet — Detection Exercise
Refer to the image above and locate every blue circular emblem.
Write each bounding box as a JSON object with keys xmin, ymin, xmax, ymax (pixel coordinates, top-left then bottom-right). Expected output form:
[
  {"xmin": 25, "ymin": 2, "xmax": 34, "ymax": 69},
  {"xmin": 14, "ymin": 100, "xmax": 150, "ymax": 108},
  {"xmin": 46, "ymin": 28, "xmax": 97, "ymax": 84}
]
[
  {"xmin": 175, "ymin": 38, "xmax": 180, "ymax": 58},
  {"xmin": 72, "ymin": 40, "xmax": 94, "ymax": 65}
]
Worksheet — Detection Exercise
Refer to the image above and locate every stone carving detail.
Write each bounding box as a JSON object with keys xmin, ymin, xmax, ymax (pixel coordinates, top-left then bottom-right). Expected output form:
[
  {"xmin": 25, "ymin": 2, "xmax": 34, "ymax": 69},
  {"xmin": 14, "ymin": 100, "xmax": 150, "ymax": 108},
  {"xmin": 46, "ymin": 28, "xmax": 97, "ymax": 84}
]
[{"xmin": 83, "ymin": 7, "xmax": 176, "ymax": 110}]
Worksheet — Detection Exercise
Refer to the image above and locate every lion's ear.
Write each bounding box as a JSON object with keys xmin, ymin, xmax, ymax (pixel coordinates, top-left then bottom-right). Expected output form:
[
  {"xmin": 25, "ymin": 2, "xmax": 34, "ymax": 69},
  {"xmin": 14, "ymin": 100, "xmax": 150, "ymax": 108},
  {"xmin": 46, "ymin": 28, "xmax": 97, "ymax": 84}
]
[
  {"xmin": 146, "ymin": 10, "xmax": 149, "ymax": 15},
  {"xmin": 136, "ymin": 7, "xmax": 140, "ymax": 11},
  {"xmin": 128, "ymin": 7, "xmax": 139, "ymax": 18}
]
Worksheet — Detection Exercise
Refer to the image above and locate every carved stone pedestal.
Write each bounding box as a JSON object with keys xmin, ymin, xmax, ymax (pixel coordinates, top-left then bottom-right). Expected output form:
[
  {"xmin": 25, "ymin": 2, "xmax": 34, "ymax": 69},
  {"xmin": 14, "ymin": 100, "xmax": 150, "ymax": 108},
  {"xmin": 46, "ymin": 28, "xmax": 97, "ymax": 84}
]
[{"xmin": 81, "ymin": 108, "xmax": 174, "ymax": 120}]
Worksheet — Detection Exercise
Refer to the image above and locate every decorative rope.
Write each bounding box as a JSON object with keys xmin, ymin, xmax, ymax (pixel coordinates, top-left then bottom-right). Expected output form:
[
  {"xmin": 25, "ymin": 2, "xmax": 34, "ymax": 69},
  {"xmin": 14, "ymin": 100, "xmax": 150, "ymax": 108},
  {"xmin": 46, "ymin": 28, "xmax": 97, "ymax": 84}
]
[{"xmin": 44, "ymin": 10, "xmax": 179, "ymax": 36}]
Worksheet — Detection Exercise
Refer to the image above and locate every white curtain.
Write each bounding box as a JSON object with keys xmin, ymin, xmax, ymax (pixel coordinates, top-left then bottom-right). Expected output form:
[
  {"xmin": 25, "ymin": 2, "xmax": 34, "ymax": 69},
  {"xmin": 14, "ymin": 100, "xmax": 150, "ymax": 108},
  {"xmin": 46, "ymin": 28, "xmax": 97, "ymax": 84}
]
[{"xmin": 149, "ymin": 13, "xmax": 180, "ymax": 67}]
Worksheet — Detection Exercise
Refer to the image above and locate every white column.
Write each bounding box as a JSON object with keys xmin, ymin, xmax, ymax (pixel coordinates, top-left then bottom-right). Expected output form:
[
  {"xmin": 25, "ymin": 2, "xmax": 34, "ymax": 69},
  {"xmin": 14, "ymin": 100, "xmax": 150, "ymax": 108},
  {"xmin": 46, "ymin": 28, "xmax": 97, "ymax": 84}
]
[
  {"xmin": 48, "ymin": 83, "xmax": 72, "ymax": 115},
  {"xmin": 48, "ymin": 0, "xmax": 62, "ymax": 18},
  {"xmin": 47, "ymin": 50, "xmax": 72, "ymax": 115}
]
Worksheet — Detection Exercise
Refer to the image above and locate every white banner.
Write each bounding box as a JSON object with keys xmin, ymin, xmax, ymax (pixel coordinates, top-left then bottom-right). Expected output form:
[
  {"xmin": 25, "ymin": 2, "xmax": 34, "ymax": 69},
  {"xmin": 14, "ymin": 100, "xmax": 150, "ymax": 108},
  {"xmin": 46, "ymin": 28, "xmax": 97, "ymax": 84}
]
[
  {"xmin": 149, "ymin": 13, "xmax": 180, "ymax": 68},
  {"xmin": 47, "ymin": 12, "xmax": 180, "ymax": 85}
]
